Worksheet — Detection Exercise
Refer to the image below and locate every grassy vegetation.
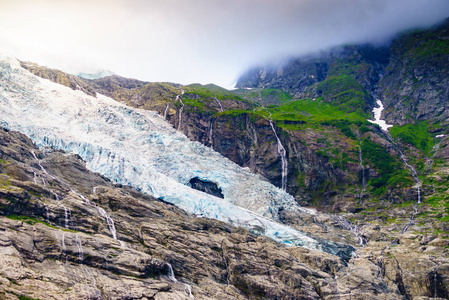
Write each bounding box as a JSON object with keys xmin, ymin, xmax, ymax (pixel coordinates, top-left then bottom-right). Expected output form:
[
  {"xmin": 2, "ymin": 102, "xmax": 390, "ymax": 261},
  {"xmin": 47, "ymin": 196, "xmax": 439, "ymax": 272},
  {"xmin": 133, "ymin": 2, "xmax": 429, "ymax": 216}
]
[
  {"xmin": 316, "ymin": 75, "xmax": 369, "ymax": 115},
  {"xmin": 389, "ymin": 121, "xmax": 434, "ymax": 155},
  {"xmin": 6, "ymin": 215, "xmax": 77, "ymax": 232},
  {"xmin": 17, "ymin": 295, "xmax": 41, "ymax": 300},
  {"xmin": 267, "ymin": 98, "xmax": 367, "ymax": 123},
  {"xmin": 412, "ymin": 39, "xmax": 449, "ymax": 61},
  {"xmin": 361, "ymin": 139, "xmax": 412, "ymax": 194},
  {"xmin": 184, "ymin": 84, "xmax": 245, "ymax": 101},
  {"xmin": 258, "ymin": 98, "xmax": 369, "ymax": 134},
  {"xmin": 234, "ymin": 88, "xmax": 293, "ymax": 105}
]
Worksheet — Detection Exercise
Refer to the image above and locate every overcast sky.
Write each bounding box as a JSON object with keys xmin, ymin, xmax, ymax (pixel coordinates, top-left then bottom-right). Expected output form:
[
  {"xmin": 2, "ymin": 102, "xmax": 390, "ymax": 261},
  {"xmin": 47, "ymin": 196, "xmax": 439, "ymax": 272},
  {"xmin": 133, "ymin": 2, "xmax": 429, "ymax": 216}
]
[{"xmin": 0, "ymin": 0, "xmax": 448, "ymax": 88}]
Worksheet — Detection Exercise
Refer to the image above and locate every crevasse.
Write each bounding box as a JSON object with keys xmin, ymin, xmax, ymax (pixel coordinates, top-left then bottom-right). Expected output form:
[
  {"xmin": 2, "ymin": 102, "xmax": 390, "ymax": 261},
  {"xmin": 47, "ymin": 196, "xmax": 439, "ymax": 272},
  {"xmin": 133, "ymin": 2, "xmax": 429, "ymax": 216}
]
[{"xmin": 0, "ymin": 53, "xmax": 352, "ymax": 257}]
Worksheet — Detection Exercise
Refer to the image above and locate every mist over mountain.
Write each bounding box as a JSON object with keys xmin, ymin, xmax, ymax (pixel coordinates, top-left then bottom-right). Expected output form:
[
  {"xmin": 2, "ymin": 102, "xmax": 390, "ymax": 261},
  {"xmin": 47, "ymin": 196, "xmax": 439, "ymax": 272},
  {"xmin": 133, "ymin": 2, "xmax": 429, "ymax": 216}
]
[
  {"xmin": 1, "ymin": 0, "xmax": 448, "ymax": 87},
  {"xmin": 0, "ymin": 5, "xmax": 449, "ymax": 300}
]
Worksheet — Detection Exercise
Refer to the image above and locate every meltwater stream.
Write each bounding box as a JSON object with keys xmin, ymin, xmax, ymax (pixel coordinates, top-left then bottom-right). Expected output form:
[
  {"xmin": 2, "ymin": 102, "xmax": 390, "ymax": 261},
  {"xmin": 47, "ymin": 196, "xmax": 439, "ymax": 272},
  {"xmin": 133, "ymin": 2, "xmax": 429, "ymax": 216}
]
[
  {"xmin": 269, "ymin": 121, "xmax": 288, "ymax": 191},
  {"xmin": 0, "ymin": 54, "xmax": 353, "ymax": 258}
]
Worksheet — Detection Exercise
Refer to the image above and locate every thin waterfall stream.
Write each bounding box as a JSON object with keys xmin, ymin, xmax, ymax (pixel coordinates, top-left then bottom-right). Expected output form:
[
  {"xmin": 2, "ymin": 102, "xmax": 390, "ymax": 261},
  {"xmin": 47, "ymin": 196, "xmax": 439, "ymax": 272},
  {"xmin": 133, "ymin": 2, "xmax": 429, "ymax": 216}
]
[
  {"xmin": 165, "ymin": 263, "xmax": 195, "ymax": 299},
  {"xmin": 214, "ymin": 95, "xmax": 224, "ymax": 112},
  {"xmin": 164, "ymin": 103, "xmax": 170, "ymax": 120},
  {"xmin": 31, "ymin": 149, "xmax": 122, "ymax": 244},
  {"xmin": 264, "ymin": 109, "xmax": 288, "ymax": 191},
  {"xmin": 269, "ymin": 121, "xmax": 288, "ymax": 191},
  {"xmin": 208, "ymin": 120, "xmax": 213, "ymax": 148},
  {"xmin": 366, "ymin": 99, "xmax": 422, "ymax": 234},
  {"xmin": 351, "ymin": 127, "xmax": 366, "ymax": 202},
  {"xmin": 176, "ymin": 89, "xmax": 185, "ymax": 130}
]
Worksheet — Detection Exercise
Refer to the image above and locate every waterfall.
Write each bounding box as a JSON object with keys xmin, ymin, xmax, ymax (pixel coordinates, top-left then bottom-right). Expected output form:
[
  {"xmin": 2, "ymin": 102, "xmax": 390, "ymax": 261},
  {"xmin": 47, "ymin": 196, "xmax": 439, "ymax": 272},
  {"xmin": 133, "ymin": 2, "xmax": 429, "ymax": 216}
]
[
  {"xmin": 269, "ymin": 121, "xmax": 288, "ymax": 191},
  {"xmin": 433, "ymin": 264, "xmax": 441, "ymax": 298},
  {"xmin": 209, "ymin": 120, "xmax": 213, "ymax": 148},
  {"xmin": 176, "ymin": 90, "xmax": 185, "ymax": 130},
  {"xmin": 31, "ymin": 150, "xmax": 56, "ymax": 181},
  {"xmin": 352, "ymin": 127, "xmax": 366, "ymax": 202},
  {"xmin": 184, "ymin": 284, "xmax": 195, "ymax": 299},
  {"xmin": 399, "ymin": 151, "xmax": 422, "ymax": 204},
  {"xmin": 165, "ymin": 263, "xmax": 195, "ymax": 299},
  {"xmin": 335, "ymin": 216, "xmax": 366, "ymax": 247},
  {"xmin": 61, "ymin": 232, "xmax": 66, "ymax": 254},
  {"xmin": 427, "ymin": 134, "xmax": 445, "ymax": 172},
  {"xmin": 74, "ymin": 233, "xmax": 84, "ymax": 262},
  {"xmin": 63, "ymin": 205, "xmax": 71, "ymax": 229},
  {"xmin": 44, "ymin": 204, "xmax": 50, "ymax": 222},
  {"xmin": 96, "ymin": 206, "xmax": 117, "ymax": 240},
  {"xmin": 398, "ymin": 149, "xmax": 421, "ymax": 234},
  {"xmin": 166, "ymin": 263, "xmax": 177, "ymax": 282},
  {"xmin": 164, "ymin": 103, "xmax": 170, "ymax": 120},
  {"xmin": 214, "ymin": 96, "xmax": 223, "ymax": 112},
  {"xmin": 381, "ymin": 132, "xmax": 422, "ymax": 234},
  {"xmin": 73, "ymin": 189, "xmax": 121, "ymax": 244}
]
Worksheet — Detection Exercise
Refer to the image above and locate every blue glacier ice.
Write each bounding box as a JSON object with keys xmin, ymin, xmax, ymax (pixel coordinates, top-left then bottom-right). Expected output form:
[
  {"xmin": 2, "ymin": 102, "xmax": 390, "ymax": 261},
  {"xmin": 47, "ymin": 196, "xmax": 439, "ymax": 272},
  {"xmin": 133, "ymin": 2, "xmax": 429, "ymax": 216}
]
[{"xmin": 0, "ymin": 53, "xmax": 353, "ymax": 258}]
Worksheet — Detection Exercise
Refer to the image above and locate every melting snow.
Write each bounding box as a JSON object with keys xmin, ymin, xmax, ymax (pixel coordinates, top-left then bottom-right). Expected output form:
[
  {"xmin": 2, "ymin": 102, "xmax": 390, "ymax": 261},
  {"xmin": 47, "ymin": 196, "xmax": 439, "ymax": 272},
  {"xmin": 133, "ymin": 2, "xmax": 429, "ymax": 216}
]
[{"xmin": 368, "ymin": 100, "xmax": 393, "ymax": 131}]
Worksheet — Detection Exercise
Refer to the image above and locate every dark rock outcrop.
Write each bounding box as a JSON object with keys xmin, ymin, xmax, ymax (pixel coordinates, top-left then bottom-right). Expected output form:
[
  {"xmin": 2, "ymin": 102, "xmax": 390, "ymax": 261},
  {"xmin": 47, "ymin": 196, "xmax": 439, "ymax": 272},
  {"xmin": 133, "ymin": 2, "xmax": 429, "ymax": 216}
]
[{"xmin": 189, "ymin": 177, "xmax": 224, "ymax": 199}]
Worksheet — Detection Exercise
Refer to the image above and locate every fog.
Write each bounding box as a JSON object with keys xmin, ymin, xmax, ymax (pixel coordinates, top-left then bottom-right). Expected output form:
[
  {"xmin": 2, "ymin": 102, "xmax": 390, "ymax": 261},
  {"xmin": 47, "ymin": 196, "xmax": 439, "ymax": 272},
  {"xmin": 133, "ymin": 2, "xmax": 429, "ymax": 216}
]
[{"xmin": 0, "ymin": 0, "xmax": 448, "ymax": 87}]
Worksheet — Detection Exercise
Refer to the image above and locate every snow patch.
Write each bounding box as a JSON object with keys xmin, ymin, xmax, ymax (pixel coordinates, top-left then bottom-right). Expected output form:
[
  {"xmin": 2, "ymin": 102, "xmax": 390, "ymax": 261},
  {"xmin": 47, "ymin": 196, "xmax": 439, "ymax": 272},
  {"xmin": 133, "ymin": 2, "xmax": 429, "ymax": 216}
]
[{"xmin": 368, "ymin": 100, "xmax": 393, "ymax": 131}]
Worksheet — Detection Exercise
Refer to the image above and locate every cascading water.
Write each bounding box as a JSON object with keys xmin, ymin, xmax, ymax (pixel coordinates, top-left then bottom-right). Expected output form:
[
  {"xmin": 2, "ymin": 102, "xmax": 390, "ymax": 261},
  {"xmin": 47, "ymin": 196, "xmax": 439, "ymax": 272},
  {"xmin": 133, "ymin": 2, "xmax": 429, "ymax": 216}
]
[
  {"xmin": 164, "ymin": 103, "xmax": 170, "ymax": 120},
  {"xmin": 185, "ymin": 284, "xmax": 195, "ymax": 299},
  {"xmin": 165, "ymin": 263, "xmax": 195, "ymax": 299},
  {"xmin": 433, "ymin": 264, "xmax": 441, "ymax": 298},
  {"xmin": 31, "ymin": 150, "xmax": 56, "ymax": 181},
  {"xmin": 166, "ymin": 263, "xmax": 177, "ymax": 282},
  {"xmin": 399, "ymin": 151, "xmax": 421, "ymax": 204},
  {"xmin": 32, "ymin": 148, "xmax": 122, "ymax": 243},
  {"xmin": 269, "ymin": 121, "xmax": 288, "ymax": 191},
  {"xmin": 176, "ymin": 90, "xmax": 185, "ymax": 130},
  {"xmin": 73, "ymin": 189, "xmax": 122, "ymax": 245},
  {"xmin": 61, "ymin": 232, "xmax": 67, "ymax": 255},
  {"xmin": 74, "ymin": 233, "xmax": 84, "ymax": 262},
  {"xmin": 97, "ymin": 206, "xmax": 117, "ymax": 240},
  {"xmin": 335, "ymin": 216, "xmax": 366, "ymax": 247},
  {"xmin": 209, "ymin": 120, "xmax": 213, "ymax": 148},
  {"xmin": 63, "ymin": 206, "xmax": 71, "ymax": 229},
  {"xmin": 214, "ymin": 96, "xmax": 224, "ymax": 112},
  {"xmin": 365, "ymin": 98, "xmax": 422, "ymax": 234},
  {"xmin": 427, "ymin": 134, "xmax": 445, "ymax": 172},
  {"xmin": 352, "ymin": 127, "xmax": 366, "ymax": 202}
]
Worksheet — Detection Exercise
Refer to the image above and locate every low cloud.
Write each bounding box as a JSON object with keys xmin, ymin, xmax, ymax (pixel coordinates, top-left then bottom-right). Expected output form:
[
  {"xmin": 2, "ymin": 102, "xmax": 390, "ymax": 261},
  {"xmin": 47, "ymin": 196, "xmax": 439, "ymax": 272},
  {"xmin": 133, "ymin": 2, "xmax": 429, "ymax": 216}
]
[{"xmin": 0, "ymin": 0, "xmax": 448, "ymax": 87}]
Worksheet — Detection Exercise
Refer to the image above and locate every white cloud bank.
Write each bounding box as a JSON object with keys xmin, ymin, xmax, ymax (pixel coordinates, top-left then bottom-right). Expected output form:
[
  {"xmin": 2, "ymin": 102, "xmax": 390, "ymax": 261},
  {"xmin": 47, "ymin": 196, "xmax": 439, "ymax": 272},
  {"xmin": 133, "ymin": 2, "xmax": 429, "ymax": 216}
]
[{"xmin": 0, "ymin": 0, "xmax": 448, "ymax": 87}]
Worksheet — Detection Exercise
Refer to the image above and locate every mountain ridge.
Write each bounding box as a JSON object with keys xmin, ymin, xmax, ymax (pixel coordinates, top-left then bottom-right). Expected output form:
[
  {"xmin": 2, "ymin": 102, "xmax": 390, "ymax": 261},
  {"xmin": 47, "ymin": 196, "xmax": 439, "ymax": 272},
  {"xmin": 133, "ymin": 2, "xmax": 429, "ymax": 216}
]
[{"xmin": 5, "ymin": 18, "xmax": 449, "ymax": 299}]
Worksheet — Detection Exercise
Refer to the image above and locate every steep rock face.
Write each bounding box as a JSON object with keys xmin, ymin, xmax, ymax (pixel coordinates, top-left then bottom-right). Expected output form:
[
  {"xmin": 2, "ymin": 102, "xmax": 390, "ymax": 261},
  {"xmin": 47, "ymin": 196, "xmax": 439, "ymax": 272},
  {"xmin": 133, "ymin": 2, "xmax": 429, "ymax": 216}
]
[
  {"xmin": 88, "ymin": 75, "xmax": 182, "ymax": 114},
  {"xmin": 379, "ymin": 19, "xmax": 449, "ymax": 127},
  {"xmin": 0, "ymin": 128, "xmax": 403, "ymax": 299},
  {"xmin": 20, "ymin": 61, "xmax": 97, "ymax": 97},
  {"xmin": 236, "ymin": 44, "xmax": 390, "ymax": 114}
]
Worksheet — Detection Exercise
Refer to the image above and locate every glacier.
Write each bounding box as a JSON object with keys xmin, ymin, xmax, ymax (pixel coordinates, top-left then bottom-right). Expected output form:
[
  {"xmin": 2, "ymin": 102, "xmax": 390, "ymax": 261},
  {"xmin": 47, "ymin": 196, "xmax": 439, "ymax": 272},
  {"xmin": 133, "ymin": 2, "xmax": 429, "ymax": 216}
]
[{"xmin": 0, "ymin": 53, "xmax": 353, "ymax": 258}]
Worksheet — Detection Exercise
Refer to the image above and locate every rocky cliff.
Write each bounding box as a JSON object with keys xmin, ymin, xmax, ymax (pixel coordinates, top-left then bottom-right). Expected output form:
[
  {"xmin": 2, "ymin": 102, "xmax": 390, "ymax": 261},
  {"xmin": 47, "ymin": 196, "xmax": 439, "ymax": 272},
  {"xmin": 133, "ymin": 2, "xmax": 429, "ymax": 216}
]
[
  {"xmin": 11, "ymin": 18, "xmax": 449, "ymax": 299},
  {"xmin": 0, "ymin": 128, "xmax": 415, "ymax": 300},
  {"xmin": 379, "ymin": 18, "xmax": 449, "ymax": 128}
]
